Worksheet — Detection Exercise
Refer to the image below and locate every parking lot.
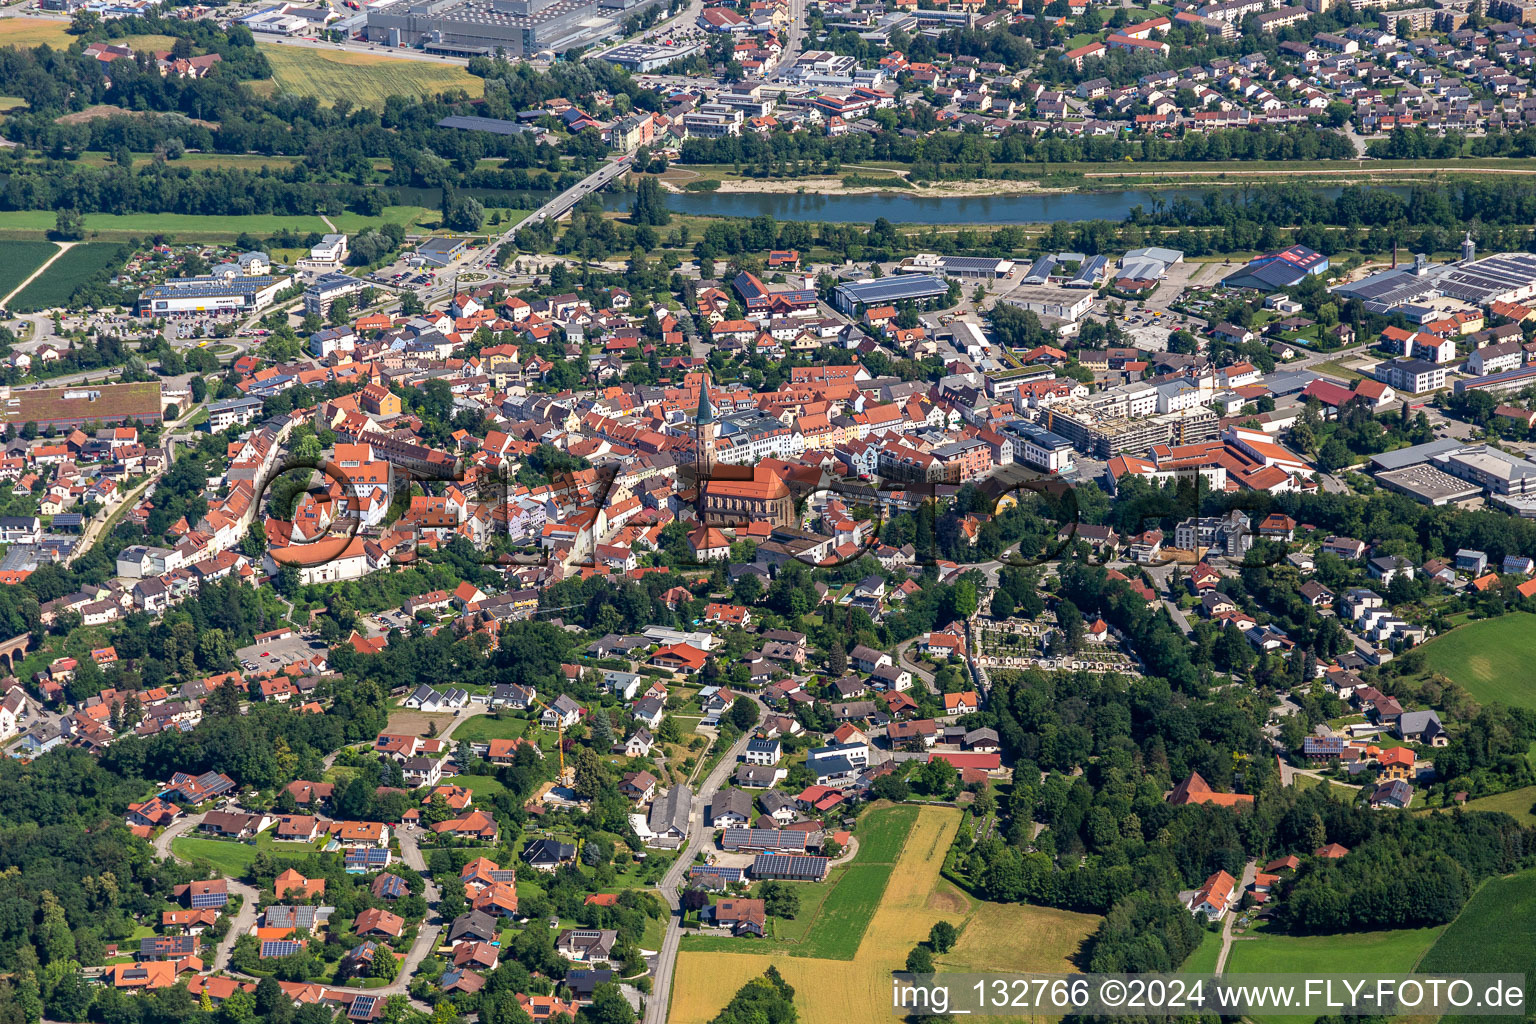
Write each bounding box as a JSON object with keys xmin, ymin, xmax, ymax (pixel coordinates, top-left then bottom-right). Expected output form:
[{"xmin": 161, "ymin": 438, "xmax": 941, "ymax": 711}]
[{"xmin": 233, "ymin": 632, "xmax": 331, "ymax": 674}]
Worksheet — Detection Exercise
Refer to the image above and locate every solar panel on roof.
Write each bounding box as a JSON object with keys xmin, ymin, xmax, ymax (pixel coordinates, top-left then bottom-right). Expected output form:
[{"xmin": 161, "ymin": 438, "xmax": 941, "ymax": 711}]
[
  {"xmin": 349, "ymin": 995, "xmax": 379, "ymax": 1019},
  {"xmin": 261, "ymin": 940, "xmax": 305, "ymax": 957},
  {"xmin": 437, "ymin": 115, "xmax": 536, "ymax": 135},
  {"xmin": 191, "ymin": 891, "xmax": 228, "ymax": 908}
]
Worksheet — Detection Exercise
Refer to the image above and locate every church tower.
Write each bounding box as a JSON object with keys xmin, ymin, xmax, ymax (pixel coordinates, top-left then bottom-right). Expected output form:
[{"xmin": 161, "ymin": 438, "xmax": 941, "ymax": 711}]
[{"xmin": 695, "ymin": 376, "xmax": 717, "ymax": 478}]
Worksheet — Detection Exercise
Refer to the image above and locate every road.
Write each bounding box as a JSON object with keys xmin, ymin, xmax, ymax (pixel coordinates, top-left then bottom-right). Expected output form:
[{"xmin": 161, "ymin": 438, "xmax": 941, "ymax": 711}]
[
  {"xmin": 517, "ymin": 155, "xmax": 633, "ymax": 231},
  {"xmin": 155, "ymin": 805, "xmax": 440, "ymax": 1005},
  {"xmin": 766, "ymin": 0, "xmax": 809, "ymax": 80},
  {"xmin": 643, "ymin": 704, "xmax": 762, "ymax": 1024},
  {"xmin": 258, "ymin": 32, "xmax": 474, "ymax": 65},
  {"xmin": 153, "ymin": 813, "xmax": 263, "ymax": 972},
  {"xmin": 894, "ymin": 636, "xmax": 939, "ymax": 694},
  {"xmin": 65, "ymin": 421, "xmax": 200, "ymax": 567}
]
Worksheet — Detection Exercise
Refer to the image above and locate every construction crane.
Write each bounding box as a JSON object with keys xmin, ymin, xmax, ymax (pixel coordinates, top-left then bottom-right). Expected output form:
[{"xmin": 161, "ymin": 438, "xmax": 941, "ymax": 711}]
[{"xmin": 530, "ymin": 695, "xmax": 574, "ymax": 786}]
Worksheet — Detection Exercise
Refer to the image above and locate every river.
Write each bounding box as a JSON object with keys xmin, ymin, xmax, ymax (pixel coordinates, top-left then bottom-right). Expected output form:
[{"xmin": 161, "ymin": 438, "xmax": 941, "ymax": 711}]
[{"xmin": 598, "ymin": 183, "xmax": 1399, "ymax": 225}]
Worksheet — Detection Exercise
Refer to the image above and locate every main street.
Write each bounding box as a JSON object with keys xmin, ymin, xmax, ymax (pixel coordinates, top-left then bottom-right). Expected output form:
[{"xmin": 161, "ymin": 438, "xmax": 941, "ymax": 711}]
[{"xmin": 643, "ymin": 700, "xmax": 762, "ymax": 1024}]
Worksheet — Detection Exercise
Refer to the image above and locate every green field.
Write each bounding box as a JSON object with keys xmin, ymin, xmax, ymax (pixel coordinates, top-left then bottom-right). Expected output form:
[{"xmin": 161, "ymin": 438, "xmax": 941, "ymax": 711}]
[
  {"xmin": 1180, "ymin": 928, "xmax": 1223, "ymax": 975},
  {"xmin": 1225, "ymin": 925, "xmax": 1444, "ymax": 1024},
  {"xmin": 329, "ymin": 205, "xmax": 437, "ymax": 234},
  {"xmin": 172, "ymin": 837, "xmax": 290, "ymax": 877},
  {"xmin": 9, "ymin": 242, "xmax": 123, "ymax": 312},
  {"xmin": 449, "ymin": 715, "xmax": 531, "ymax": 745},
  {"xmin": 1418, "ymin": 869, "xmax": 1536, "ymax": 1023},
  {"xmin": 0, "ymin": 210, "xmax": 339, "ymax": 242},
  {"xmin": 0, "ymin": 241, "xmax": 59, "ymax": 301},
  {"xmin": 1225, "ymin": 924, "xmax": 1442, "ymax": 975},
  {"xmin": 1448, "ymin": 786, "xmax": 1536, "ymax": 825},
  {"xmin": 452, "ymin": 773, "xmax": 507, "ymax": 800},
  {"xmin": 1418, "ymin": 612, "xmax": 1536, "ymax": 710},
  {"xmin": 259, "ymin": 45, "xmax": 485, "ymax": 107},
  {"xmin": 680, "ymin": 804, "xmax": 918, "ymax": 960}
]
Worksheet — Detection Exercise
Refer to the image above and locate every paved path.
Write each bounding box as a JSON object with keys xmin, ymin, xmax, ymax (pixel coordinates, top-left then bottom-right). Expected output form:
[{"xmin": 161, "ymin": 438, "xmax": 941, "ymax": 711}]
[
  {"xmin": 643, "ymin": 702, "xmax": 762, "ymax": 1024},
  {"xmin": 1214, "ymin": 858, "xmax": 1257, "ymax": 975}
]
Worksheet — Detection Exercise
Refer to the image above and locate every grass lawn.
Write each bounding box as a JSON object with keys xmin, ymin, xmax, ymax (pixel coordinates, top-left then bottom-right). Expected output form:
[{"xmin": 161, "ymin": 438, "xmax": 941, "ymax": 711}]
[
  {"xmin": 259, "ymin": 44, "xmax": 485, "ymax": 107},
  {"xmin": 1423, "ymin": 786, "xmax": 1536, "ymax": 822},
  {"xmin": 1225, "ymin": 923, "xmax": 1441, "ymax": 976},
  {"xmin": 171, "ymin": 837, "xmax": 264, "ymax": 877},
  {"xmin": 1312, "ymin": 358, "xmax": 1366, "ymax": 382},
  {"xmin": 449, "ymin": 715, "xmax": 531, "ymax": 744},
  {"xmin": 9, "ymin": 242, "xmax": 122, "ymax": 312},
  {"xmin": 330, "ymin": 205, "xmax": 437, "ymax": 233},
  {"xmin": 0, "ymin": 209, "xmax": 335, "ymax": 242},
  {"xmin": 640, "ymin": 910, "xmax": 668, "ymax": 952},
  {"xmin": 119, "ymin": 34, "xmax": 180, "ymax": 51},
  {"xmin": 0, "ymin": 17, "xmax": 73, "ymax": 48},
  {"xmin": 1418, "ymin": 869, "xmax": 1536, "ymax": 1023},
  {"xmin": 1416, "ymin": 612, "xmax": 1536, "ymax": 710},
  {"xmin": 0, "ymin": 241, "xmax": 58, "ymax": 300},
  {"xmin": 172, "ymin": 830, "xmax": 331, "ymax": 877},
  {"xmin": 1293, "ymin": 774, "xmax": 1359, "ymax": 799},
  {"xmin": 453, "ymin": 773, "xmax": 507, "ymax": 800},
  {"xmin": 1180, "ymin": 928, "xmax": 1223, "ymax": 975}
]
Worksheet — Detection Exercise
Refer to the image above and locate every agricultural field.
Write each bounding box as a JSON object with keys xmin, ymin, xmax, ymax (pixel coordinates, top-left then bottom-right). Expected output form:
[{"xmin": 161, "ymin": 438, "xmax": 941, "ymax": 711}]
[
  {"xmin": 1416, "ymin": 612, "xmax": 1536, "ymax": 710},
  {"xmin": 259, "ymin": 45, "xmax": 485, "ymax": 108},
  {"xmin": 680, "ymin": 804, "xmax": 918, "ymax": 958},
  {"xmin": 671, "ymin": 805, "xmax": 1097, "ymax": 1024},
  {"xmin": 1418, "ymin": 869, "xmax": 1536, "ymax": 1023},
  {"xmin": 9, "ymin": 242, "xmax": 122, "ymax": 312},
  {"xmin": 0, "ymin": 241, "xmax": 59, "ymax": 303},
  {"xmin": 0, "ymin": 17, "xmax": 73, "ymax": 48}
]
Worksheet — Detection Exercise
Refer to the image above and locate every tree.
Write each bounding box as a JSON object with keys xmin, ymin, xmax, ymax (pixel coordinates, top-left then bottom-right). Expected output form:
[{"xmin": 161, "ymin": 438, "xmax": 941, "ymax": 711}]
[
  {"xmin": 631, "ymin": 176, "xmax": 671, "ymax": 227},
  {"xmin": 591, "ymin": 708, "xmax": 616, "ymax": 751},
  {"xmin": 929, "ymin": 921, "xmax": 957, "ymax": 953},
  {"xmin": 1056, "ymin": 598, "xmax": 1085, "ymax": 654},
  {"xmin": 826, "ymin": 638, "xmax": 847, "ymax": 675},
  {"xmin": 727, "ymin": 696, "xmax": 758, "ymax": 732},
  {"xmin": 916, "ymin": 756, "xmax": 958, "ymax": 796},
  {"xmin": 905, "ymin": 945, "xmax": 934, "ymax": 974},
  {"xmin": 51, "ymin": 209, "xmax": 84, "ymax": 241},
  {"xmin": 760, "ymin": 881, "xmax": 800, "ymax": 919},
  {"xmin": 586, "ymin": 983, "xmax": 635, "ymax": 1024},
  {"xmin": 732, "ymin": 573, "xmax": 764, "ymax": 606}
]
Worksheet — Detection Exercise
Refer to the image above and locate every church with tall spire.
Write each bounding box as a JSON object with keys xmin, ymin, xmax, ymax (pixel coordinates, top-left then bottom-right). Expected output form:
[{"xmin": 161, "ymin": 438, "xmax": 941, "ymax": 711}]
[
  {"xmin": 691, "ymin": 374, "xmax": 794, "ymax": 529},
  {"xmin": 695, "ymin": 375, "xmax": 717, "ymax": 478}
]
